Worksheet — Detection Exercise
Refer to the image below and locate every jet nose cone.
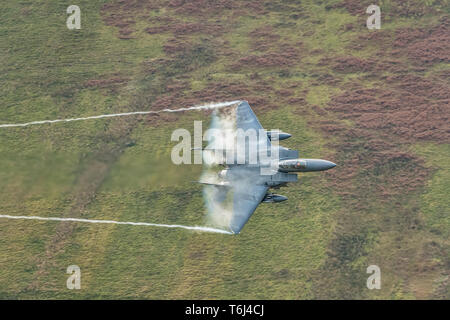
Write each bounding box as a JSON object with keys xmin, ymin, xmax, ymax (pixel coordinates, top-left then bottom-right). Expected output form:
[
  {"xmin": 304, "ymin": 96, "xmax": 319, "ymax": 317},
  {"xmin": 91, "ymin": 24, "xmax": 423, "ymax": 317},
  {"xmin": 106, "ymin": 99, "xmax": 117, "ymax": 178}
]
[
  {"xmin": 322, "ymin": 160, "xmax": 336, "ymax": 170},
  {"xmin": 305, "ymin": 159, "xmax": 337, "ymax": 171}
]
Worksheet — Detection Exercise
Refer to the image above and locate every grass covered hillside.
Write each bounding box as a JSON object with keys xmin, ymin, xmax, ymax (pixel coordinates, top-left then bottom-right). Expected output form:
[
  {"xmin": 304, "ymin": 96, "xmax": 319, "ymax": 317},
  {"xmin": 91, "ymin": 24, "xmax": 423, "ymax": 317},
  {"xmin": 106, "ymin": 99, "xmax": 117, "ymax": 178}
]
[{"xmin": 0, "ymin": 0, "xmax": 448, "ymax": 299}]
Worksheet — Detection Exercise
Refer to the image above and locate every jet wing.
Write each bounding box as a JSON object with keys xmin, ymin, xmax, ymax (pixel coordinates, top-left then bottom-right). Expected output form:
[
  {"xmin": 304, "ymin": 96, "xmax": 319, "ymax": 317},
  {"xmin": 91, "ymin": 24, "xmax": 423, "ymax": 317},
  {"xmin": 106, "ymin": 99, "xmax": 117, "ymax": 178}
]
[
  {"xmin": 228, "ymin": 102, "xmax": 271, "ymax": 233},
  {"xmin": 235, "ymin": 101, "xmax": 272, "ymax": 166},
  {"xmin": 203, "ymin": 101, "xmax": 272, "ymax": 234},
  {"xmin": 236, "ymin": 101, "xmax": 265, "ymax": 132},
  {"xmin": 229, "ymin": 183, "xmax": 269, "ymax": 234}
]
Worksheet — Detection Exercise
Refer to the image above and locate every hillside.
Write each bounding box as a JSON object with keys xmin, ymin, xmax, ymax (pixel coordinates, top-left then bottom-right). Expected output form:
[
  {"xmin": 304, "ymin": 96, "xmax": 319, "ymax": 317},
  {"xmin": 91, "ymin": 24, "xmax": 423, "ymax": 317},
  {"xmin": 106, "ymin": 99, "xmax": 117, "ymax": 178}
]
[{"xmin": 0, "ymin": 0, "xmax": 448, "ymax": 299}]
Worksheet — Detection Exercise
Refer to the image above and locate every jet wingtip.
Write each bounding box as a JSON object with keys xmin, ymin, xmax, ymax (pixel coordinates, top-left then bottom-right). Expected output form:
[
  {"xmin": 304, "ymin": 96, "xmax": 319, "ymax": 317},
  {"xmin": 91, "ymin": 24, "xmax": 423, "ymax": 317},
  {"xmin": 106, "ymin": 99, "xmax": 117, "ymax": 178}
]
[{"xmin": 229, "ymin": 225, "xmax": 242, "ymax": 235}]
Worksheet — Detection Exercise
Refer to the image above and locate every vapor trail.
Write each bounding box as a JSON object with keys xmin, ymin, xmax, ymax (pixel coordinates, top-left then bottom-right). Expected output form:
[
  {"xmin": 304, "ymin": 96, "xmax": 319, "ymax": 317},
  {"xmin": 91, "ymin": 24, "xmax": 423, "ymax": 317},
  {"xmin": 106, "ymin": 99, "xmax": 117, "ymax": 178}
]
[
  {"xmin": 0, "ymin": 101, "xmax": 241, "ymax": 128},
  {"xmin": 0, "ymin": 214, "xmax": 233, "ymax": 235}
]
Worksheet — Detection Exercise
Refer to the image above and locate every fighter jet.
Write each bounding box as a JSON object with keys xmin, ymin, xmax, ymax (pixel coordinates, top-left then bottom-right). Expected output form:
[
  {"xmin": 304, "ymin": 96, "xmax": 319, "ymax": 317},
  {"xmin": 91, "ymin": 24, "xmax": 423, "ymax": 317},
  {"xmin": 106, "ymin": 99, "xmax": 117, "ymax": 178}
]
[{"xmin": 199, "ymin": 101, "xmax": 336, "ymax": 234}]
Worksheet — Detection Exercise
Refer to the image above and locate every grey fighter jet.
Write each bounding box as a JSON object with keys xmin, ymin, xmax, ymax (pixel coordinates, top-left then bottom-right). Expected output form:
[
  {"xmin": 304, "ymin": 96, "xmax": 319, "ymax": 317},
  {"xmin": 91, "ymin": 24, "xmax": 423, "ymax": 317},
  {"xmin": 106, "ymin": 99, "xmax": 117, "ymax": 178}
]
[{"xmin": 199, "ymin": 101, "xmax": 336, "ymax": 234}]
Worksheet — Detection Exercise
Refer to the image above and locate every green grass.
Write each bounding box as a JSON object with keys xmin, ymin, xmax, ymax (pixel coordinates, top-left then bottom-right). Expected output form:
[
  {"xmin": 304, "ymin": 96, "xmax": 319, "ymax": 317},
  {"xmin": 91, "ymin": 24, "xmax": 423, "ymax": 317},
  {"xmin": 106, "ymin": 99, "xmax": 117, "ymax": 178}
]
[
  {"xmin": 0, "ymin": 0, "xmax": 448, "ymax": 299},
  {"xmin": 413, "ymin": 143, "xmax": 450, "ymax": 238}
]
